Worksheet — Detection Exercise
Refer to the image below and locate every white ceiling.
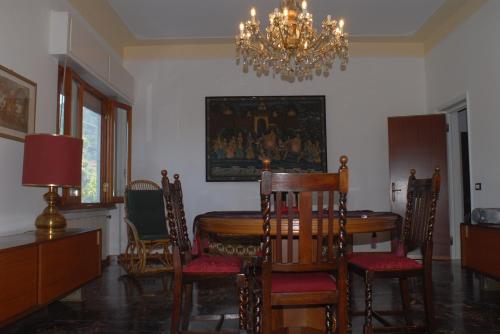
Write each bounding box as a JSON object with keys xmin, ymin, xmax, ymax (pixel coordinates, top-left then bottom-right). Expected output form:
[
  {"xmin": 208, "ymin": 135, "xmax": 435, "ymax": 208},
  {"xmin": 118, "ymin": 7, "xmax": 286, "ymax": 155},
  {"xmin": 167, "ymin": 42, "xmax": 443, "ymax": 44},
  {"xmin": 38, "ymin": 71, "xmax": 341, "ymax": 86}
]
[{"xmin": 107, "ymin": 0, "xmax": 446, "ymax": 40}]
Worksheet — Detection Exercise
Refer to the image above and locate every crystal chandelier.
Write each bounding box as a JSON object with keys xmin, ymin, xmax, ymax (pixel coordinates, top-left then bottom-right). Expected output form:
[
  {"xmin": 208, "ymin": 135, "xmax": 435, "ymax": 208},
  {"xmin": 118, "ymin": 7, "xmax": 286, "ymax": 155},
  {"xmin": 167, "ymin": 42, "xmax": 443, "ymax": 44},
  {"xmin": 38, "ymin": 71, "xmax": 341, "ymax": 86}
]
[{"xmin": 236, "ymin": 0, "xmax": 349, "ymax": 81}]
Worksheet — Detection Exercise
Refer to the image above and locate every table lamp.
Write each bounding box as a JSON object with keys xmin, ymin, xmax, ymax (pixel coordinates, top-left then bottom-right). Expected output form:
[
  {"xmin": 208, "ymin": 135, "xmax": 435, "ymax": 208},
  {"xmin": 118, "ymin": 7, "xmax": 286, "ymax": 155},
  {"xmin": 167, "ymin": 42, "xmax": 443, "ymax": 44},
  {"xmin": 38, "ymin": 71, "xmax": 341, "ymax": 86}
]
[{"xmin": 22, "ymin": 134, "xmax": 83, "ymax": 232}]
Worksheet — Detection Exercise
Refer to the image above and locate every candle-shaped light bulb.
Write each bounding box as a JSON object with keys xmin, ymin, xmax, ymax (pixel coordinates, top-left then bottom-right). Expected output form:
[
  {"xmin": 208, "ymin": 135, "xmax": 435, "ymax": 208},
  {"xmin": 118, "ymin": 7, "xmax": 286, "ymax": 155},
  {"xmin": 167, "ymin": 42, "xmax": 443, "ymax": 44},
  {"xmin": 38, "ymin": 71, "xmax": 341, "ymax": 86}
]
[
  {"xmin": 239, "ymin": 22, "xmax": 244, "ymax": 32},
  {"xmin": 339, "ymin": 19, "xmax": 344, "ymax": 28},
  {"xmin": 250, "ymin": 7, "xmax": 256, "ymax": 23},
  {"xmin": 283, "ymin": 7, "xmax": 288, "ymax": 17},
  {"xmin": 301, "ymin": 0, "xmax": 307, "ymax": 11}
]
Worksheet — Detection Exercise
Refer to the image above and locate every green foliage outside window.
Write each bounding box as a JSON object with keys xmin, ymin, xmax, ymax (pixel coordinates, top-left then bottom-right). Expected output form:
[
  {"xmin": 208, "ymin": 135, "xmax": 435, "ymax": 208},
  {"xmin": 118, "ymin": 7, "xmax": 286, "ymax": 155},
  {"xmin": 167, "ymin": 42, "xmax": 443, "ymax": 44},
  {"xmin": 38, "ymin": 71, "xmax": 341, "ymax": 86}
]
[{"xmin": 82, "ymin": 107, "xmax": 101, "ymax": 203}]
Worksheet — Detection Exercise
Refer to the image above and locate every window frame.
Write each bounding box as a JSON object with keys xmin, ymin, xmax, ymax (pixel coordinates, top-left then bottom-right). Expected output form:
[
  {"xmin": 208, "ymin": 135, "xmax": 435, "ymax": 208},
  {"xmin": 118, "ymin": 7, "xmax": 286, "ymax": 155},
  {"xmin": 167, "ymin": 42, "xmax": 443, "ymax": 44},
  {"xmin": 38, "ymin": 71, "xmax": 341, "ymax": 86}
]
[
  {"xmin": 57, "ymin": 66, "xmax": 132, "ymax": 209},
  {"xmin": 105, "ymin": 100, "xmax": 132, "ymax": 203}
]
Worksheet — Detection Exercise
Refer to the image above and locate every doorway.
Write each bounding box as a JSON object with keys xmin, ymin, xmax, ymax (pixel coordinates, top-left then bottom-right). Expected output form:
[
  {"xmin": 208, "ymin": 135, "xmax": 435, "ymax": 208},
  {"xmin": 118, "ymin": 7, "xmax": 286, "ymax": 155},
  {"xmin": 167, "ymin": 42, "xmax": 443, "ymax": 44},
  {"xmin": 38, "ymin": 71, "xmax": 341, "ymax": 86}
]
[
  {"xmin": 442, "ymin": 97, "xmax": 471, "ymax": 259},
  {"xmin": 388, "ymin": 114, "xmax": 450, "ymax": 258}
]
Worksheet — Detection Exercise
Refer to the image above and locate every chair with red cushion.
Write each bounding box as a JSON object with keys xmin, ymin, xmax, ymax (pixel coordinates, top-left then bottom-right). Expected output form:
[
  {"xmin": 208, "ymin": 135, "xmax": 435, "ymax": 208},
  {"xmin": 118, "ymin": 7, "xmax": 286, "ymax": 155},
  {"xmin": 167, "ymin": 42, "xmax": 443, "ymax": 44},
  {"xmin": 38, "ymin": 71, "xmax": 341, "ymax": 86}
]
[
  {"xmin": 247, "ymin": 156, "xmax": 349, "ymax": 334},
  {"xmin": 348, "ymin": 168, "xmax": 440, "ymax": 333},
  {"xmin": 161, "ymin": 170, "xmax": 246, "ymax": 334}
]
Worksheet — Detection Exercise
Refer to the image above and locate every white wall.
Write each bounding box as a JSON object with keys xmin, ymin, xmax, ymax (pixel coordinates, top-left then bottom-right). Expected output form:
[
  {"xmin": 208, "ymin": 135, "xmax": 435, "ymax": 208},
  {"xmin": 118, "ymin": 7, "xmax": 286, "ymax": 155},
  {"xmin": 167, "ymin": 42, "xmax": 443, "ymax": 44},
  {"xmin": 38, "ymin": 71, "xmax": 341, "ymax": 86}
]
[
  {"xmin": 125, "ymin": 55, "xmax": 427, "ymax": 249},
  {"xmin": 0, "ymin": 0, "xmax": 120, "ymax": 258},
  {"xmin": 425, "ymin": 0, "xmax": 500, "ymax": 209},
  {"xmin": 0, "ymin": 0, "xmax": 62, "ymax": 234}
]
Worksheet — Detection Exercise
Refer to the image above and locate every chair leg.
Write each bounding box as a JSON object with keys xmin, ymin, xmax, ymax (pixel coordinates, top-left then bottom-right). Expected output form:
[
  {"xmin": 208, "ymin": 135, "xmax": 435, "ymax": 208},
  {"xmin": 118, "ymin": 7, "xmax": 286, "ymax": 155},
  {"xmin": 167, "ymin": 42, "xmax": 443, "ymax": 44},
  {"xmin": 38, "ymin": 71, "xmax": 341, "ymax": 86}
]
[
  {"xmin": 171, "ymin": 275, "xmax": 183, "ymax": 334},
  {"xmin": 161, "ymin": 274, "xmax": 171, "ymax": 296},
  {"xmin": 325, "ymin": 304, "xmax": 336, "ymax": 334},
  {"xmin": 181, "ymin": 283, "xmax": 193, "ymax": 331},
  {"xmin": 363, "ymin": 271, "xmax": 374, "ymax": 334},
  {"xmin": 254, "ymin": 288, "xmax": 262, "ymax": 334},
  {"xmin": 399, "ymin": 277, "xmax": 413, "ymax": 326},
  {"xmin": 423, "ymin": 271, "xmax": 434, "ymax": 330},
  {"xmin": 124, "ymin": 243, "xmax": 142, "ymax": 274},
  {"xmin": 347, "ymin": 271, "xmax": 353, "ymax": 330},
  {"xmin": 237, "ymin": 274, "xmax": 249, "ymax": 330},
  {"xmin": 139, "ymin": 243, "xmax": 148, "ymax": 273}
]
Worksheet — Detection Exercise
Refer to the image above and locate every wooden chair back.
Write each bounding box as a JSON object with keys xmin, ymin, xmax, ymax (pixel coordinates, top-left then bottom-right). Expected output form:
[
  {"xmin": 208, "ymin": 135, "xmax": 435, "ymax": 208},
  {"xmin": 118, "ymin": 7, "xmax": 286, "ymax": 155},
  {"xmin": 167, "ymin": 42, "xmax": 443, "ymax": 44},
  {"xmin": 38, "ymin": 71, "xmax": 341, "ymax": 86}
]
[
  {"xmin": 260, "ymin": 156, "xmax": 349, "ymax": 271},
  {"xmin": 401, "ymin": 168, "xmax": 441, "ymax": 259},
  {"xmin": 126, "ymin": 180, "xmax": 160, "ymax": 192},
  {"xmin": 161, "ymin": 170, "xmax": 191, "ymax": 254}
]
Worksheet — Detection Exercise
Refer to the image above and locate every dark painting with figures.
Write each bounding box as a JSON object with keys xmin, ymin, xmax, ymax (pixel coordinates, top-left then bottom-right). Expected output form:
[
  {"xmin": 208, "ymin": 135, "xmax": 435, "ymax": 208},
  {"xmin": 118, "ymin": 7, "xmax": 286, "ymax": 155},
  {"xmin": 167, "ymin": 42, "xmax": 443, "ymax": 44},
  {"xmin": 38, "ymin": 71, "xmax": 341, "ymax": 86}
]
[{"xmin": 206, "ymin": 96, "xmax": 327, "ymax": 181}]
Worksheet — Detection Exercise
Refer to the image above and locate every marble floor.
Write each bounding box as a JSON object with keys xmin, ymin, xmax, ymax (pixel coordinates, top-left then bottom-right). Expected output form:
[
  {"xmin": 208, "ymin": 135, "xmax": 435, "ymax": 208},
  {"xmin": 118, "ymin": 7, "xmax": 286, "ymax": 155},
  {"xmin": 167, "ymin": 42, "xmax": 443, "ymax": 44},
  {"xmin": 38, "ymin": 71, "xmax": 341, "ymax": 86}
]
[{"xmin": 3, "ymin": 260, "xmax": 500, "ymax": 333}]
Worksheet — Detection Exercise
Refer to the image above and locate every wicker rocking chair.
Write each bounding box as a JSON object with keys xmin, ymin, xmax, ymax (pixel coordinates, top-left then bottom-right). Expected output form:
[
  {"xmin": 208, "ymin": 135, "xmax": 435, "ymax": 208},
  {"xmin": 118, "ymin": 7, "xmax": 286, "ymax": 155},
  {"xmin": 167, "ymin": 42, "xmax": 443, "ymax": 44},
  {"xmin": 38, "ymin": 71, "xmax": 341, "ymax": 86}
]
[{"xmin": 121, "ymin": 179, "xmax": 173, "ymax": 275}]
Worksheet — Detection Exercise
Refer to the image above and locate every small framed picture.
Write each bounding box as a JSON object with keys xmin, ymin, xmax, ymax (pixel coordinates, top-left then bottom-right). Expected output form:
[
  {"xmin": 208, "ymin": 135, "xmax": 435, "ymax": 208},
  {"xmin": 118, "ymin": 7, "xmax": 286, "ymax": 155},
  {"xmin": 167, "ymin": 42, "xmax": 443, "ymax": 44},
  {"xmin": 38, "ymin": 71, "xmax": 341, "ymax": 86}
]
[{"xmin": 0, "ymin": 64, "xmax": 37, "ymax": 142}]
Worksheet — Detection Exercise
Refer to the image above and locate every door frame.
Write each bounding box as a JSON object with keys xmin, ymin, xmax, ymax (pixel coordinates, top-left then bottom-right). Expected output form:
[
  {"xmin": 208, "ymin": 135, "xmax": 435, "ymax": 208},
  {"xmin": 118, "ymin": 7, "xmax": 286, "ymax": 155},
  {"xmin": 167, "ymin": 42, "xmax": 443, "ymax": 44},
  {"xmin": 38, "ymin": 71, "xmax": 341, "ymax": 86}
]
[{"xmin": 438, "ymin": 92, "xmax": 473, "ymax": 260}]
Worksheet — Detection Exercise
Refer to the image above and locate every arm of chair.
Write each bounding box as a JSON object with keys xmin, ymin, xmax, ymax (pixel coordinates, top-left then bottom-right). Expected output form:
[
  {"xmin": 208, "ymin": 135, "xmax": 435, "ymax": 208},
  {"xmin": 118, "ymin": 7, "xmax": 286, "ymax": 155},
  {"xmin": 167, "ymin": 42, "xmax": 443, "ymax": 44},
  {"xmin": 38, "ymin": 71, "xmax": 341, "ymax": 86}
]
[{"xmin": 124, "ymin": 218, "xmax": 142, "ymax": 246}]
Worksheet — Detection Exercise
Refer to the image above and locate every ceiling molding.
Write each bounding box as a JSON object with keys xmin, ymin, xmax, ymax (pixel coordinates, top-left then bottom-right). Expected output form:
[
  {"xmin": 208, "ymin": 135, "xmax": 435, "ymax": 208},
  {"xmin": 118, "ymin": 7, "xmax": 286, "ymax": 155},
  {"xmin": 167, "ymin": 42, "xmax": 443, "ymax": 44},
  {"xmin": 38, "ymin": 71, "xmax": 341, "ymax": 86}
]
[
  {"xmin": 124, "ymin": 42, "xmax": 425, "ymax": 60},
  {"xmin": 69, "ymin": 0, "xmax": 486, "ymax": 59}
]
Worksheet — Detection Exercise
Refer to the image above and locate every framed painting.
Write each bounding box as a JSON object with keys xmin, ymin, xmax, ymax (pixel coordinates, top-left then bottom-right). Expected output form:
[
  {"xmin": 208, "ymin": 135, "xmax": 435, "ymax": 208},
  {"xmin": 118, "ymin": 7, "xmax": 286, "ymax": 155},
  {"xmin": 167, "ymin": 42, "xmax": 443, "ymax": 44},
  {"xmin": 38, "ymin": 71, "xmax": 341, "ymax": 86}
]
[
  {"xmin": 0, "ymin": 64, "xmax": 37, "ymax": 142},
  {"xmin": 206, "ymin": 96, "xmax": 327, "ymax": 181}
]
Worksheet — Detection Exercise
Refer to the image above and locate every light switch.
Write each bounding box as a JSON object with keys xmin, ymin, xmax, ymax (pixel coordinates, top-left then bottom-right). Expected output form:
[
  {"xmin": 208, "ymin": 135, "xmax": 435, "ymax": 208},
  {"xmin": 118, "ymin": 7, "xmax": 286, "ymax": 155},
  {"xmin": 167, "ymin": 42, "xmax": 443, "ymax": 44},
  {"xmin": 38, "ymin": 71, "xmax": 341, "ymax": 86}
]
[{"xmin": 475, "ymin": 183, "xmax": 482, "ymax": 191}]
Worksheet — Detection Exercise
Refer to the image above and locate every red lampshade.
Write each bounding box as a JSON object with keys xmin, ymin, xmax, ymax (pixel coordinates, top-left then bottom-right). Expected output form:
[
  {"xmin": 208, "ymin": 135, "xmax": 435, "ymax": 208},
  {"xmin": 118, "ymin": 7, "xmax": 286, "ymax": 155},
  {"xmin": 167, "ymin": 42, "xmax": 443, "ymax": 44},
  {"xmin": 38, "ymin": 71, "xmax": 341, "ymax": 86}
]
[{"xmin": 22, "ymin": 134, "xmax": 83, "ymax": 187}]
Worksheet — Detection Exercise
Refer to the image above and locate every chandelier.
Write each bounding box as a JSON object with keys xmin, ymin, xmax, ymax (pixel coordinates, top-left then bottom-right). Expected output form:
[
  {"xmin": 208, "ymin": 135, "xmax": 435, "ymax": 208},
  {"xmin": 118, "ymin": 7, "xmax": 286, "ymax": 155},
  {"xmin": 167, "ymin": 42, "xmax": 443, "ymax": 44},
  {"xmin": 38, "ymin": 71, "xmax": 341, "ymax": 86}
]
[{"xmin": 236, "ymin": 0, "xmax": 349, "ymax": 81}]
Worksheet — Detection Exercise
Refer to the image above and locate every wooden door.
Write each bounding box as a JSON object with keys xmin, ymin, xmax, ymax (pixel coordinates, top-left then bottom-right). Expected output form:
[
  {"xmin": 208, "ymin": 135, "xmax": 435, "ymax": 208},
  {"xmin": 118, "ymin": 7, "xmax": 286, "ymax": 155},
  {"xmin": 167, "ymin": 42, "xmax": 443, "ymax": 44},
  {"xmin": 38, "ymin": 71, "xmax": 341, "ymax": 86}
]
[{"xmin": 388, "ymin": 114, "xmax": 450, "ymax": 259}]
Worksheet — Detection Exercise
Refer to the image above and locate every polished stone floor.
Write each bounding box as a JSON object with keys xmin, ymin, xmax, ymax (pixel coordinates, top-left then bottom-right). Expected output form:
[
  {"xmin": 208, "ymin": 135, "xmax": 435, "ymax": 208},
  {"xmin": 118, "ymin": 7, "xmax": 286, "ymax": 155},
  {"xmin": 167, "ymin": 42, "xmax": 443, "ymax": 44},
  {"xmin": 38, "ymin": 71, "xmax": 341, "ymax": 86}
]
[{"xmin": 3, "ymin": 260, "xmax": 500, "ymax": 333}]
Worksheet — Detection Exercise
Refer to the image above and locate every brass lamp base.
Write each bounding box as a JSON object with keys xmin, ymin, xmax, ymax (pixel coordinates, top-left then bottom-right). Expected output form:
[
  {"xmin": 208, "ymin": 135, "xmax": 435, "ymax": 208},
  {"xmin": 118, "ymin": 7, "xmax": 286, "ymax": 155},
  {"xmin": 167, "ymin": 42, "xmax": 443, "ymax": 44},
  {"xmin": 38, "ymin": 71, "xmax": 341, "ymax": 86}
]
[{"xmin": 35, "ymin": 186, "xmax": 67, "ymax": 232}]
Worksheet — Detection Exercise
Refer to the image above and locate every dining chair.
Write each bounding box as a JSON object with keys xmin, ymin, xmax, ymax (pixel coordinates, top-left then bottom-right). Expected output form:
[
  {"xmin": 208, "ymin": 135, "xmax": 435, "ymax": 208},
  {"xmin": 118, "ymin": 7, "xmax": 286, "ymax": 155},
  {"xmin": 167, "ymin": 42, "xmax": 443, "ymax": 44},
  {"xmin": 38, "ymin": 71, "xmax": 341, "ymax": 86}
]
[
  {"xmin": 247, "ymin": 156, "xmax": 349, "ymax": 334},
  {"xmin": 121, "ymin": 179, "xmax": 172, "ymax": 275},
  {"xmin": 161, "ymin": 170, "xmax": 247, "ymax": 334},
  {"xmin": 348, "ymin": 168, "xmax": 440, "ymax": 334}
]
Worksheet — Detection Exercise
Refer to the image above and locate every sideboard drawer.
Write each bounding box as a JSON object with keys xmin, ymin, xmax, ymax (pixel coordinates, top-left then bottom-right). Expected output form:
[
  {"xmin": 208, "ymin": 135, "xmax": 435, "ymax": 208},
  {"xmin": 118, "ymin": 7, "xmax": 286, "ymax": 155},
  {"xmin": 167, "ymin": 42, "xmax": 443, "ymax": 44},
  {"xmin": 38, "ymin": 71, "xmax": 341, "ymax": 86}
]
[
  {"xmin": 461, "ymin": 223, "xmax": 500, "ymax": 279},
  {"xmin": 0, "ymin": 246, "xmax": 38, "ymax": 322},
  {"xmin": 0, "ymin": 228, "xmax": 101, "ymax": 326},
  {"xmin": 38, "ymin": 230, "xmax": 101, "ymax": 304}
]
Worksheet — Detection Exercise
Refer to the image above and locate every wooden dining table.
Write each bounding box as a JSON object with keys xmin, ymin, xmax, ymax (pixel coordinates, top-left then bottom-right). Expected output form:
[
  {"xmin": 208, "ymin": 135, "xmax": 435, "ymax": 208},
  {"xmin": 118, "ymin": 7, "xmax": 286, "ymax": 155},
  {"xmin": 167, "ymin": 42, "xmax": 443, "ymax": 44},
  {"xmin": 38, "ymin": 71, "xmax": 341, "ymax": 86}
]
[
  {"xmin": 195, "ymin": 210, "xmax": 400, "ymax": 237},
  {"xmin": 194, "ymin": 210, "xmax": 401, "ymax": 331}
]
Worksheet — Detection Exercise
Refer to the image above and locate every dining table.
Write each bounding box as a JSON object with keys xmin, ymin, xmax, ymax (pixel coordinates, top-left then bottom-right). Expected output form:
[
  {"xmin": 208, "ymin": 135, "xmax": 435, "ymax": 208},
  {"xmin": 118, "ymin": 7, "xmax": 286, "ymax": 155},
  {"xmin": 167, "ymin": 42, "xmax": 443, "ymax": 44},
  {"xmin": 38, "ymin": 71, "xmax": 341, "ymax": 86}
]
[
  {"xmin": 195, "ymin": 210, "xmax": 400, "ymax": 236},
  {"xmin": 193, "ymin": 210, "xmax": 401, "ymax": 331}
]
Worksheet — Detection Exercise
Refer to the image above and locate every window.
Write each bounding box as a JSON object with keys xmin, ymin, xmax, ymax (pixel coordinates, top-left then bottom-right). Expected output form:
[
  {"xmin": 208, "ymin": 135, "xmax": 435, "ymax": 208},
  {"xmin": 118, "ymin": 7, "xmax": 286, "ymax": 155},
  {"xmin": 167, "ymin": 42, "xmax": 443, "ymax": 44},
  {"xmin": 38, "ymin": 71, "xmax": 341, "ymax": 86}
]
[
  {"xmin": 82, "ymin": 93, "xmax": 102, "ymax": 203},
  {"xmin": 57, "ymin": 67, "xmax": 131, "ymax": 207}
]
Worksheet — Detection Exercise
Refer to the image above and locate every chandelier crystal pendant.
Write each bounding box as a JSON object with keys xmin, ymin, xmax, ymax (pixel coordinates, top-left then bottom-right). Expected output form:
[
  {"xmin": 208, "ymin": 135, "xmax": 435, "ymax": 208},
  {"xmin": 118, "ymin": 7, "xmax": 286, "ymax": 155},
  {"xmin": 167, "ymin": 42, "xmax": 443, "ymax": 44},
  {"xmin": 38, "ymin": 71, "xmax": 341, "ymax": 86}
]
[{"xmin": 236, "ymin": 0, "xmax": 349, "ymax": 81}]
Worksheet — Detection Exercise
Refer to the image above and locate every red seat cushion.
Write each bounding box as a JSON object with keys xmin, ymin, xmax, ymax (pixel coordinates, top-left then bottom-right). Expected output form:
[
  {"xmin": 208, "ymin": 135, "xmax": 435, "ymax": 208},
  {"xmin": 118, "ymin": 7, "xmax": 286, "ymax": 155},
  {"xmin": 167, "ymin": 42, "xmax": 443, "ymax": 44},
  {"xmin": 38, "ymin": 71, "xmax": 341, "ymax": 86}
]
[
  {"xmin": 183, "ymin": 255, "xmax": 242, "ymax": 274},
  {"xmin": 272, "ymin": 272, "xmax": 337, "ymax": 293},
  {"xmin": 349, "ymin": 253, "xmax": 422, "ymax": 271},
  {"xmin": 280, "ymin": 206, "xmax": 299, "ymax": 215}
]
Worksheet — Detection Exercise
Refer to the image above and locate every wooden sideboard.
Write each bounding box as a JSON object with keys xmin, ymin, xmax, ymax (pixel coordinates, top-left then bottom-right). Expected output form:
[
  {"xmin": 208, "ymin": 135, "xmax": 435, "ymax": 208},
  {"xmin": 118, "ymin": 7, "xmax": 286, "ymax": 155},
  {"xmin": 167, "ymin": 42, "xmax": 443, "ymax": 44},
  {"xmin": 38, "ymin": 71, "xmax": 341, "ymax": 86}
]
[
  {"xmin": 461, "ymin": 223, "xmax": 500, "ymax": 280},
  {"xmin": 0, "ymin": 228, "xmax": 102, "ymax": 326}
]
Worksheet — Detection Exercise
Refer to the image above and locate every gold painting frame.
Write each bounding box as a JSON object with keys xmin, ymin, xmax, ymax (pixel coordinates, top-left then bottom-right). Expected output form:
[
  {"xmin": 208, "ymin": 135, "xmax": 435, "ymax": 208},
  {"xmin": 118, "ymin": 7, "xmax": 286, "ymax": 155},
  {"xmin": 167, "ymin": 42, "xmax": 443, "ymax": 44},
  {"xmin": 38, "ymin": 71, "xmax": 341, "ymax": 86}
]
[{"xmin": 0, "ymin": 64, "xmax": 37, "ymax": 142}]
